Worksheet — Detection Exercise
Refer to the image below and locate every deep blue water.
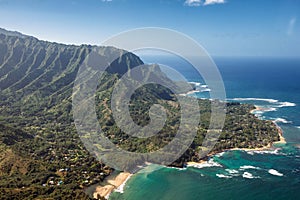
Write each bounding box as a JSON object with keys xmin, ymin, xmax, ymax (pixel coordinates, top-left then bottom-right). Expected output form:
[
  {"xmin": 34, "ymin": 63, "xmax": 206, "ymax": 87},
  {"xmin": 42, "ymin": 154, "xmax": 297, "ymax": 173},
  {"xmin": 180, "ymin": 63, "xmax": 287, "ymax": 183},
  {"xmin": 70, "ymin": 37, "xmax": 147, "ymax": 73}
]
[{"xmin": 109, "ymin": 56, "xmax": 300, "ymax": 200}]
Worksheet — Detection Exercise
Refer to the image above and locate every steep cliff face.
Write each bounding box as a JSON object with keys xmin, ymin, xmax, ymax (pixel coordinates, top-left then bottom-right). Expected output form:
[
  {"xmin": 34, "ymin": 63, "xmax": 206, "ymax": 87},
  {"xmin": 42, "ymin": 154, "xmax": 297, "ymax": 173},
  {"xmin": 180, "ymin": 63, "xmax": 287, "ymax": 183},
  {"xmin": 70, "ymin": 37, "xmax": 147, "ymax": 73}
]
[
  {"xmin": 0, "ymin": 28, "xmax": 150, "ymax": 129},
  {"xmin": 0, "ymin": 28, "xmax": 143, "ymax": 106}
]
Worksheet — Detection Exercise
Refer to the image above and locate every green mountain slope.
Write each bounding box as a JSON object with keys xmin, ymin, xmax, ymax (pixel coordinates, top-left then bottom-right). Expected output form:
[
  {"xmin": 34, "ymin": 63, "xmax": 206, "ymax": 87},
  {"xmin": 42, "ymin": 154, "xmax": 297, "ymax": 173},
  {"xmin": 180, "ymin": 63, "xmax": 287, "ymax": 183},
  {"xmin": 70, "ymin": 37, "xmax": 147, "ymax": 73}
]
[{"xmin": 0, "ymin": 28, "xmax": 144, "ymax": 199}]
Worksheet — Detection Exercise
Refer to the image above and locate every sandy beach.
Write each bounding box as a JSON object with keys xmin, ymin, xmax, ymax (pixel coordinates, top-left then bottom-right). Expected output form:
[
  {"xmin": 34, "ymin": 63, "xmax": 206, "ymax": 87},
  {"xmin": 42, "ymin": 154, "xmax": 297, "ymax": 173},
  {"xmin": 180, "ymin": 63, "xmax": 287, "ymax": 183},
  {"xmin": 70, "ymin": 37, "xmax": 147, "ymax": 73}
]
[
  {"xmin": 250, "ymin": 105, "xmax": 269, "ymax": 114},
  {"xmin": 93, "ymin": 185, "xmax": 115, "ymax": 199},
  {"xmin": 250, "ymin": 106, "xmax": 263, "ymax": 113},
  {"xmin": 93, "ymin": 172, "xmax": 132, "ymax": 199},
  {"xmin": 186, "ymin": 160, "xmax": 207, "ymax": 166}
]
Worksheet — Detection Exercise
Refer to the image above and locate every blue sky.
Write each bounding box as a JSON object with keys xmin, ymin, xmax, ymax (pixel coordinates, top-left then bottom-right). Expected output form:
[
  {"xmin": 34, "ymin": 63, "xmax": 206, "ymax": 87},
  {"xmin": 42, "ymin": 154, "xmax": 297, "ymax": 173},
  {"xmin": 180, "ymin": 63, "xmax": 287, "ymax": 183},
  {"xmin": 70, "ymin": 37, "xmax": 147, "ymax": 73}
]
[{"xmin": 0, "ymin": 0, "xmax": 299, "ymax": 57}]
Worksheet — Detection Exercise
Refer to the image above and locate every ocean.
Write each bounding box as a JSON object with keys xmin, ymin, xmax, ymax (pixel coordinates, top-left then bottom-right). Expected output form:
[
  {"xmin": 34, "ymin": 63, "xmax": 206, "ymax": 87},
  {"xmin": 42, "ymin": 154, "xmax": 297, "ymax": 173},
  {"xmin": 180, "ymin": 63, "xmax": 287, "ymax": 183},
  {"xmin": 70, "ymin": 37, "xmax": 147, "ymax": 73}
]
[{"xmin": 109, "ymin": 56, "xmax": 300, "ymax": 200}]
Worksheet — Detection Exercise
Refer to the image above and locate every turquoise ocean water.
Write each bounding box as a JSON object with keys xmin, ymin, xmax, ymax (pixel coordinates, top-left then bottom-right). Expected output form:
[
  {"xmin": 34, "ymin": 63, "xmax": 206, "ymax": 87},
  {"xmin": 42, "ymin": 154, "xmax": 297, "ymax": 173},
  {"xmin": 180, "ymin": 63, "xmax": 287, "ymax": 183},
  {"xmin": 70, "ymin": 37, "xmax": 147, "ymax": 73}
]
[{"xmin": 109, "ymin": 56, "xmax": 300, "ymax": 200}]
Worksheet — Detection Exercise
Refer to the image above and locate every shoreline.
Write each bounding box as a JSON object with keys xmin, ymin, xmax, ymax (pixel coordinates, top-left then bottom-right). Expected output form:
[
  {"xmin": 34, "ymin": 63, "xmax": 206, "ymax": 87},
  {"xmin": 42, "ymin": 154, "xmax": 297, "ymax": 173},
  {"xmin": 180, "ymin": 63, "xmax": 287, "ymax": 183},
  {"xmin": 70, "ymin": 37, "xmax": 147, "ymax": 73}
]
[
  {"xmin": 93, "ymin": 172, "xmax": 132, "ymax": 199},
  {"xmin": 179, "ymin": 90, "xmax": 199, "ymax": 96},
  {"xmin": 251, "ymin": 105, "xmax": 286, "ymax": 145},
  {"xmin": 187, "ymin": 134, "xmax": 285, "ymax": 168},
  {"xmin": 231, "ymin": 105, "xmax": 287, "ymax": 149},
  {"xmin": 273, "ymin": 123, "xmax": 286, "ymax": 144},
  {"xmin": 188, "ymin": 105, "xmax": 287, "ymax": 166},
  {"xmin": 93, "ymin": 105, "xmax": 287, "ymax": 199}
]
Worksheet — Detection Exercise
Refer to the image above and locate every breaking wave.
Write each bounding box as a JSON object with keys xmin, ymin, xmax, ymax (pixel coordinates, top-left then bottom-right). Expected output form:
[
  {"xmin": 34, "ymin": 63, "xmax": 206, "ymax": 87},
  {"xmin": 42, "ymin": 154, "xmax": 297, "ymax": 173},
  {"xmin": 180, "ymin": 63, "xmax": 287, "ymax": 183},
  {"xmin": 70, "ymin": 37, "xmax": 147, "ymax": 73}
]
[
  {"xmin": 187, "ymin": 160, "xmax": 222, "ymax": 169},
  {"xmin": 268, "ymin": 169, "xmax": 284, "ymax": 176},
  {"xmin": 239, "ymin": 165, "xmax": 260, "ymax": 170},
  {"xmin": 242, "ymin": 172, "xmax": 260, "ymax": 179},
  {"xmin": 216, "ymin": 174, "xmax": 232, "ymax": 179},
  {"xmin": 273, "ymin": 118, "xmax": 292, "ymax": 124},
  {"xmin": 228, "ymin": 98, "xmax": 296, "ymax": 109}
]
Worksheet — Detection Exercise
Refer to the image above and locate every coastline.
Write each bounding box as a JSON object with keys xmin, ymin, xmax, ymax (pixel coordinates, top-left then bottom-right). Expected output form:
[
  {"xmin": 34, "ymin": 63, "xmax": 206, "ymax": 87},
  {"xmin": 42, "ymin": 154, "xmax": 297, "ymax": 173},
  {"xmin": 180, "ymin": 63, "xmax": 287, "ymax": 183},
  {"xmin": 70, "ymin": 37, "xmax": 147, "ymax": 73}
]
[
  {"xmin": 188, "ymin": 105, "xmax": 287, "ymax": 167},
  {"xmin": 179, "ymin": 90, "xmax": 199, "ymax": 96},
  {"xmin": 187, "ymin": 134, "xmax": 285, "ymax": 169},
  {"xmin": 273, "ymin": 123, "xmax": 286, "ymax": 144},
  {"xmin": 94, "ymin": 105, "xmax": 287, "ymax": 199},
  {"xmin": 93, "ymin": 172, "xmax": 132, "ymax": 199},
  {"xmin": 251, "ymin": 105, "xmax": 286, "ymax": 145},
  {"xmin": 228, "ymin": 105, "xmax": 287, "ymax": 149}
]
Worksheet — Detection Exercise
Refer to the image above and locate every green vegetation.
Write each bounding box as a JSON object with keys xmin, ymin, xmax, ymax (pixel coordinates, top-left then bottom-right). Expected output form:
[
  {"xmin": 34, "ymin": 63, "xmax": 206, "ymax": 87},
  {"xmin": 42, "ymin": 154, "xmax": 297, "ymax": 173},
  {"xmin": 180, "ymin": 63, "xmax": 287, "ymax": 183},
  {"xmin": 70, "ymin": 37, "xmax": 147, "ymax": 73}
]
[{"xmin": 0, "ymin": 29, "xmax": 279, "ymax": 199}]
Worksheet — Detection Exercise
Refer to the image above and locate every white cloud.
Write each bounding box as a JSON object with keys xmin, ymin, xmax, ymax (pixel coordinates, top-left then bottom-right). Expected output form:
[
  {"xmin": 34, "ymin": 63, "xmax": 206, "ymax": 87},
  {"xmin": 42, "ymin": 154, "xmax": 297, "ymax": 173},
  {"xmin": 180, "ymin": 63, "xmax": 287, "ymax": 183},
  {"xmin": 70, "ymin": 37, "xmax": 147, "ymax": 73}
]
[
  {"xmin": 185, "ymin": 0, "xmax": 226, "ymax": 6},
  {"xmin": 287, "ymin": 17, "xmax": 296, "ymax": 36},
  {"xmin": 184, "ymin": 0, "xmax": 202, "ymax": 6},
  {"xmin": 203, "ymin": 0, "xmax": 226, "ymax": 5}
]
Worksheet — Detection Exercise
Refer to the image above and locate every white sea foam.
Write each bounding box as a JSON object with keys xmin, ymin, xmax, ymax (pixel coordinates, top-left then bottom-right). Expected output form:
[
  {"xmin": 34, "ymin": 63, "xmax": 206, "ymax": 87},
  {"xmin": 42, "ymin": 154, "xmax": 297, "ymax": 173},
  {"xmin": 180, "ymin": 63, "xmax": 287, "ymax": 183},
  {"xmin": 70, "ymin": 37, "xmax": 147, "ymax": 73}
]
[
  {"xmin": 246, "ymin": 151, "xmax": 255, "ymax": 155},
  {"xmin": 165, "ymin": 166, "xmax": 187, "ymax": 171},
  {"xmin": 180, "ymin": 90, "xmax": 198, "ymax": 96},
  {"xmin": 276, "ymin": 102, "xmax": 296, "ymax": 108},
  {"xmin": 268, "ymin": 169, "xmax": 283, "ymax": 176},
  {"xmin": 247, "ymin": 149, "xmax": 277, "ymax": 155},
  {"xmin": 201, "ymin": 88, "xmax": 211, "ymax": 92},
  {"xmin": 264, "ymin": 107, "xmax": 277, "ymax": 112},
  {"xmin": 214, "ymin": 152, "xmax": 225, "ymax": 158},
  {"xmin": 273, "ymin": 118, "xmax": 292, "ymax": 124},
  {"xmin": 187, "ymin": 160, "xmax": 222, "ymax": 169},
  {"xmin": 188, "ymin": 81, "xmax": 201, "ymax": 86},
  {"xmin": 252, "ymin": 107, "xmax": 277, "ymax": 116},
  {"xmin": 239, "ymin": 165, "xmax": 260, "ymax": 170},
  {"xmin": 248, "ymin": 149, "xmax": 287, "ymax": 156},
  {"xmin": 296, "ymin": 126, "xmax": 300, "ymax": 129},
  {"xmin": 229, "ymin": 98, "xmax": 296, "ymax": 109},
  {"xmin": 229, "ymin": 98, "xmax": 279, "ymax": 103},
  {"xmin": 253, "ymin": 110, "xmax": 264, "ymax": 114},
  {"xmin": 114, "ymin": 174, "xmax": 133, "ymax": 194},
  {"xmin": 225, "ymin": 169, "xmax": 239, "ymax": 174},
  {"xmin": 216, "ymin": 174, "xmax": 232, "ymax": 179},
  {"xmin": 187, "ymin": 82, "xmax": 212, "ymax": 93},
  {"xmin": 242, "ymin": 172, "xmax": 259, "ymax": 179}
]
